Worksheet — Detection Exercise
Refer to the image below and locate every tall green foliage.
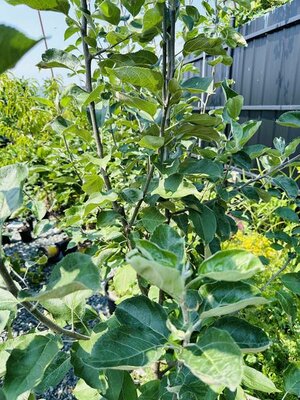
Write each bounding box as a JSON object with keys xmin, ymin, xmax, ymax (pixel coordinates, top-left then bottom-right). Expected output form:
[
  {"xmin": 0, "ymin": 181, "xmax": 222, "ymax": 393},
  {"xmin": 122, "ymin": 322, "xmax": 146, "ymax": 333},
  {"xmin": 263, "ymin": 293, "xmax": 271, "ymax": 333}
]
[{"xmin": 0, "ymin": 0, "xmax": 299, "ymax": 399}]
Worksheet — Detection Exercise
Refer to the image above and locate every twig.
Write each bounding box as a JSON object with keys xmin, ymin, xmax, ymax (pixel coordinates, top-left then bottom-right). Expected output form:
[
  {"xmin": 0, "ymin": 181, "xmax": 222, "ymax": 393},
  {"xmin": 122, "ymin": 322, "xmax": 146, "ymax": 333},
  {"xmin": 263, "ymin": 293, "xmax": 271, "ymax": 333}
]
[{"xmin": 260, "ymin": 257, "xmax": 293, "ymax": 292}]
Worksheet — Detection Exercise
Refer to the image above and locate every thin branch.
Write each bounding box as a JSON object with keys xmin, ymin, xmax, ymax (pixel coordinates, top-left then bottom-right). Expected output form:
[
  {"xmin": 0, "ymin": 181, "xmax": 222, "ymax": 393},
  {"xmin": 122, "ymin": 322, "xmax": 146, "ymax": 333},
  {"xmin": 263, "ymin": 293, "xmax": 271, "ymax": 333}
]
[
  {"xmin": 260, "ymin": 256, "xmax": 293, "ymax": 292},
  {"xmin": 92, "ymin": 34, "xmax": 132, "ymax": 58}
]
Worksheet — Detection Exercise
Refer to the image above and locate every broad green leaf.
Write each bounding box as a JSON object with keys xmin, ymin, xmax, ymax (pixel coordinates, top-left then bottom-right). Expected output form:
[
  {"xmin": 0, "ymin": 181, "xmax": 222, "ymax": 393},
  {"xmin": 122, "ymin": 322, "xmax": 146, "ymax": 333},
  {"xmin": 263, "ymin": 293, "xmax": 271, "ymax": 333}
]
[
  {"xmin": 109, "ymin": 50, "xmax": 158, "ymax": 67},
  {"xmin": 276, "ymin": 111, "xmax": 300, "ymax": 128},
  {"xmin": 121, "ymin": 0, "xmax": 145, "ymax": 16},
  {"xmin": 183, "ymin": 114, "xmax": 222, "ymax": 127},
  {"xmin": 121, "ymin": 188, "xmax": 143, "ymax": 203},
  {"xmin": 189, "ymin": 206, "xmax": 217, "ymax": 244},
  {"xmin": 0, "ymin": 163, "xmax": 28, "ymax": 223},
  {"xmin": 97, "ymin": 210, "xmax": 120, "ymax": 227},
  {"xmin": 183, "ymin": 34, "xmax": 224, "ymax": 56},
  {"xmin": 226, "ymin": 95, "xmax": 244, "ymax": 119},
  {"xmin": 115, "ymin": 296, "xmax": 170, "ymax": 338},
  {"xmin": 198, "ymin": 249, "xmax": 264, "ymax": 281},
  {"xmin": 117, "ymin": 93, "xmax": 157, "ymax": 116},
  {"xmin": 71, "ymin": 332, "xmax": 107, "ymax": 390},
  {"xmin": 213, "ymin": 316, "xmax": 270, "ymax": 352},
  {"xmin": 73, "ymin": 379, "xmax": 100, "ymax": 400},
  {"xmin": 116, "ymin": 370, "xmax": 138, "ymax": 400},
  {"xmin": 151, "ymin": 225, "xmax": 185, "ymax": 266},
  {"xmin": 88, "ymin": 297, "xmax": 170, "ymax": 370},
  {"xmin": 82, "ymin": 174, "xmax": 104, "ymax": 195},
  {"xmin": 126, "ymin": 241, "xmax": 185, "ymax": 301},
  {"xmin": 0, "ymin": 311, "xmax": 10, "ymax": 333},
  {"xmin": 273, "ymin": 175, "xmax": 299, "ymax": 198},
  {"xmin": 274, "ymin": 206, "xmax": 299, "ymax": 222},
  {"xmin": 0, "ymin": 25, "xmax": 40, "ymax": 74},
  {"xmin": 177, "ymin": 123, "xmax": 222, "ymax": 142},
  {"xmin": 143, "ymin": 6, "xmax": 163, "ymax": 30},
  {"xmin": 181, "ymin": 77, "xmax": 214, "ymax": 93},
  {"xmin": 179, "ymin": 328, "xmax": 243, "ymax": 391},
  {"xmin": 22, "ymin": 253, "xmax": 100, "ymax": 301},
  {"xmin": 140, "ymin": 207, "xmax": 165, "ymax": 233},
  {"xmin": 175, "ymin": 367, "xmax": 218, "ymax": 400},
  {"xmin": 37, "ymin": 49, "xmax": 80, "ymax": 71},
  {"xmin": 284, "ymin": 363, "xmax": 300, "ymax": 396},
  {"xmin": 94, "ymin": 0, "xmax": 120, "ymax": 25},
  {"xmin": 4, "ymin": 0, "xmax": 69, "ymax": 13},
  {"xmin": 179, "ymin": 159, "xmax": 223, "ymax": 181},
  {"xmin": 139, "ymin": 135, "xmax": 164, "ymax": 150},
  {"xmin": 3, "ymin": 335, "xmax": 60, "ymax": 400},
  {"xmin": 139, "ymin": 380, "xmax": 160, "ymax": 400},
  {"xmin": 35, "ymin": 352, "xmax": 71, "ymax": 394},
  {"xmin": 105, "ymin": 370, "xmax": 136, "ymax": 400},
  {"xmin": 239, "ymin": 121, "xmax": 261, "ymax": 147},
  {"xmin": 281, "ymin": 272, "xmax": 300, "ymax": 295},
  {"xmin": 242, "ymin": 366, "xmax": 280, "ymax": 393},
  {"xmin": 152, "ymin": 180, "xmax": 199, "ymax": 199},
  {"xmin": 199, "ymin": 281, "xmax": 268, "ymax": 320},
  {"xmin": 284, "ymin": 137, "xmax": 300, "ymax": 157},
  {"xmin": 110, "ymin": 66, "xmax": 163, "ymax": 92},
  {"xmin": 275, "ymin": 290, "xmax": 297, "ymax": 322},
  {"xmin": 0, "ymin": 288, "xmax": 17, "ymax": 311}
]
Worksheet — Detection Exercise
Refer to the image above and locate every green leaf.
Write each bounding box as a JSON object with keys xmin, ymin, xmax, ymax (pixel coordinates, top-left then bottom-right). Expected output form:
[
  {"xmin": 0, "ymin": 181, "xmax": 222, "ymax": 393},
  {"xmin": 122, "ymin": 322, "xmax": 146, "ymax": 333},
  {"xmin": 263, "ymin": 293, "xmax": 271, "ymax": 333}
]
[
  {"xmin": 199, "ymin": 281, "xmax": 268, "ymax": 320},
  {"xmin": 213, "ymin": 316, "xmax": 270, "ymax": 353},
  {"xmin": 0, "ymin": 288, "xmax": 17, "ymax": 311},
  {"xmin": 0, "ymin": 163, "xmax": 28, "ymax": 223},
  {"xmin": 126, "ymin": 241, "xmax": 185, "ymax": 301},
  {"xmin": 242, "ymin": 366, "xmax": 280, "ymax": 393},
  {"xmin": 273, "ymin": 175, "xmax": 299, "ymax": 198},
  {"xmin": 177, "ymin": 123, "xmax": 222, "ymax": 142},
  {"xmin": 183, "ymin": 114, "xmax": 222, "ymax": 127},
  {"xmin": 179, "ymin": 328, "xmax": 243, "ymax": 391},
  {"xmin": 143, "ymin": 6, "xmax": 163, "ymax": 31},
  {"xmin": 0, "ymin": 311, "xmax": 10, "ymax": 334},
  {"xmin": 276, "ymin": 111, "xmax": 300, "ymax": 128},
  {"xmin": 4, "ymin": 0, "xmax": 69, "ymax": 13},
  {"xmin": 121, "ymin": 0, "xmax": 145, "ymax": 16},
  {"xmin": 82, "ymin": 174, "xmax": 104, "ymax": 195},
  {"xmin": 110, "ymin": 66, "xmax": 163, "ymax": 92},
  {"xmin": 274, "ymin": 206, "xmax": 299, "ymax": 222},
  {"xmin": 226, "ymin": 95, "xmax": 244, "ymax": 119},
  {"xmin": 152, "ymin": 180, "xmax": 199, "ymax": 199},
  {"xmin": 94, "ymin": 0, "xmax": 120, "ymax": 25},
  {"xmin": 3, "ymin": 335, "xmax": 60, "ymax": 400},
  {"xmin": 97, "ymin": 210, "xmax": 120, "ymax": 227},
  {"xmin": 181, "ymin": 77, "xmax": 214, "ymax": 93},
  {"xmin": 109, "ymin": 50, "xmax": 158, "ymax": 67},
  {"xmin": 179, "ymin": 159, "xmax": 223, "ymax": 181},
  {"xmin": 121, "ymin": 188, "xmax": 143, "ymax": 204},
  {"xmin": 198, "ymin": 249, "xmax": 264, "ymax": 281},
  {"xmin": 140, "ymin": 207, "xmax": 165, "ymax": 233},
  {"xmin": 189, "ymin": 206, "xmax": 217, "ymax": 244},
  {"xmin": 284, "ymin": 363, "xmax": 300, "ymax": 396},
  {"xmin": 139, "ymin": 380, "xmax": 160, "ymax": 400},
  {"xmin": 275, "ymin": 289, "xmax": 297, "ymax": 322},
  {"xmin": 0, "ymin": 25, "xmax": 40, "ymax": 74},
  {"xmin": 281, "ymin": 272, "xmax": 300, "ymax": 295},
  {"xmin": 139, "ymin": 135, "xmax": 164, "ymax": 150},
  {"xmin": 90, "ymin": 297, "xmax": 170, "ymax": 369},
  {"xmin": 37, "ymin": 48, "xmax": 80, "ymax": 71},
  {"xmin": 73, "ymin": 379, "xmax": 100, "ymax": 400},
  {"xmin": 151, "ymin": 225, "xmax": 185, "ymax": 266},
  {"xmin": 22, "ymin": 253, "xmax": 100, "ymax": 302},
  {"xmin": 117, "ymin": 93, "xmax": 157, "ymax": 116},
  {"xmin": 183, "ymin": 34, "xmax": 224, "ymax": 56},
  {"xmin": 35, "ymin": 352, "xmax": 71, "ymax": 394},
  {"xmin": 174, "ymin": 367, "xmax": 218, "ymax": 400}
]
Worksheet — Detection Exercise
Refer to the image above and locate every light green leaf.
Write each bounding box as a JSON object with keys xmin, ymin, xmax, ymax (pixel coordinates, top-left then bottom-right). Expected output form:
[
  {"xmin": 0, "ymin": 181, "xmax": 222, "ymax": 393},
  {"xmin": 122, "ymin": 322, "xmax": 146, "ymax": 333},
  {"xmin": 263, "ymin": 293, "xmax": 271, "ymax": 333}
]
[
  {"xmin": 94, "ymin": 0, "xmax": 120, "ymax": 25},
  {"xmin": 143, "ymin": 6, "xmax": 162, "ymax": 31},
  {"xmin": 179, "ymin": 328, "xmax": 243, "ymax": 391},
  {"xmin": 0, "ymin": 163, "xmax": 28, "ymax": 223},
  {"xmin": 0, "ymin": 25, "xmax": 40, "ymax": 74},
  {"xmin": 73, "ymin": 379, "xmax": 100, "ymax": 400},
  {"xmin": 226, "ymin": 95, "xmax": 244, "ymax": 119},
  {"xmin": 0, "ymin": 288, "xmax": 17, "ymax": 311},
  {"xmin": 121, "ymin": 0, "xmax": 145, "ymax": 16},
  {"xmin": 276, "ymin": 111, "xmax": 300, "ymax": 128},
  {"xmin": 35, "ymin": 352, "xmax": 71, "ymax": 394},
  {"xmin": 177, "ymin": 123, "xmax": 222, "ymax": 142},
  {"xmin": 140, "ymin": 207, "xmax": 165, "ymax": 233},
  {"xmin": 284, "ymin": 363, "xmax": 300, "ymax": 396},
  {"xmin": 0, "ymin": 311, "xmax": 10, "ymax": 333},
  {"xmin": 281, "ymin": 272, "xmax": 300, "ymax": 295},
  {"xmin": 139, "ymin": 135, "xmax": 164, "ymax": 150},
  {"xmin": 110, "ymin": 66, "xmax": 163, "ymax": 92},
  {"xmin": 183, "ymin": 114, "xmax": 222, "ymax": 127},
  {"xmin": 126, "ymin": 241, "xmax": 185, "ymax": 301},
  {"xmin": 117, "ymin": 93, "xmax": 157, "ymax": 116},
  {"xmin": 152, "ymin": 180, "xmax": 199, "ymax": 199},
  {"xmin": 4, "ymin": 0, "xmax": 69, "ymax": 13},
  {"xmin": 213, "ymin": 316, "xmax": 270, "ymax": 353},
  {"xmin": 37, "ymin": 48, "xmax": 80, "ymax": 71},
  {"xmin": 242, "ymin": 366, "xmax": 280, "ymax": 393},
  {"xmin": 181, "ymin": 77, "xmax": 214, "ymax": 94},
  {"xmin": 199, "ymin": 281, "xmax": 268, "ymax": 320},
  {"xmin": 183, "ymin": 34, "xmax": 224, "ymax": 56},
  {"xmin": 22, "ymin": 253, "xmax": 100, "ymax": 302},
  {"xmin": 3, "ymin": 335, "xmax": 60, "ymax": 400},
  {"xmin": 198, "ymin": 249, "xmax": 264, "ymax": 281},
  {"xmin": 82, "ymin": 174, "xmax": 104, "ymax": 195}
]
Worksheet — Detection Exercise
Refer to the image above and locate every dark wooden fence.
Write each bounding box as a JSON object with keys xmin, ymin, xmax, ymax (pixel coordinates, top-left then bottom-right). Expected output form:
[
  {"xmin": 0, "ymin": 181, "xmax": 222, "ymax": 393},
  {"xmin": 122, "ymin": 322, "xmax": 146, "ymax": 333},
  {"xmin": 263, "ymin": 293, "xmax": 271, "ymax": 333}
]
[{"xmin": 187, "ymin": 0, "xmax": 300, "ymax": 147}]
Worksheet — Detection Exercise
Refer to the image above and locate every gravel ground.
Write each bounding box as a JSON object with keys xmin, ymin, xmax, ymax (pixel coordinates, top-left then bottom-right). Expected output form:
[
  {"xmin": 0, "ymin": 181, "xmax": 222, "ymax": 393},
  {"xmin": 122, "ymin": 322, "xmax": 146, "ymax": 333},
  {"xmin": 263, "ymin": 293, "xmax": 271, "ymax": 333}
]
[{"xmin": 1, "ymin": 220, "xmax": 108, "ymax": 399}]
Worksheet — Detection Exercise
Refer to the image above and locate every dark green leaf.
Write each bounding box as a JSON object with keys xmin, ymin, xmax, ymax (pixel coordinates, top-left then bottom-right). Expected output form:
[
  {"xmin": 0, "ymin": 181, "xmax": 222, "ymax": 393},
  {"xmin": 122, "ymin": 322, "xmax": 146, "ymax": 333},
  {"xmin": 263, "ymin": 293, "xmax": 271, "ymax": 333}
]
[
  {"xmin": 275, "ymin": 289, "xmax": 297, "ymax": 322},
  {"xmin": 121, "ymin": 188, "xmax": 143, "ymax": 203},
  {"xmin": 121, "ymin": 0, "xmax": 145, "ymax": 16},
  {"xmin": 281, "ymin": 272, "xmax": 300, "ymax": 295},
  {"xmin": 189, "ymin": 206, "xmax": 217, "ymax": 244},
  {"xmin": 4, "ymin": 0, "xmax": 69, "ymax": 13},
  {"xmin": 97, "ymin": 210, "xmax": 120, "ymax": 227},
  {"xmin": 183, "ymin": 34, "xmax": 224, "ymax": 56},
  {"xmin": 276, "ymin": 111, "xmax": 300, "ymax": 128},
  {"xmin": 140, "ymin": 207, "xmax": 165, "ymax": 233},
  {"xmin": 273, "ymin": 175, "xmax": 299, "ymax": 198},
  {"xmin": 37, "ymin": 48, "xmax": 80, "ymax": 71},
  {"xmin": 274, "ymin": 206, "xmax": 299, "ymax": 222},
  {"xmin": 151, "ymin": 225, "xmax": 185, "ymax": 266},
  {"xmin": 181, "ymin": 77, "xmax": 213, "ymax": 93},
  {"xmin": 284, "ymin": 364, "xmax": 300, "ymax": 396},
  {"xmin": 179, "ymin": 159, "xmax": 223, "ymax": 180}
]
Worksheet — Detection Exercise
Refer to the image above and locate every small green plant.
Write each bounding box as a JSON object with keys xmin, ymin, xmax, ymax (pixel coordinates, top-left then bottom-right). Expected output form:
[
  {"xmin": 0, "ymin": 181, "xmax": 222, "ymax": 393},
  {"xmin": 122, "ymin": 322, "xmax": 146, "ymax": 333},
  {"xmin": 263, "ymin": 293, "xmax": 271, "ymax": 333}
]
[{"xmin": 0, "ymin": 1, "xmax": 300, "ymax": 399}]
